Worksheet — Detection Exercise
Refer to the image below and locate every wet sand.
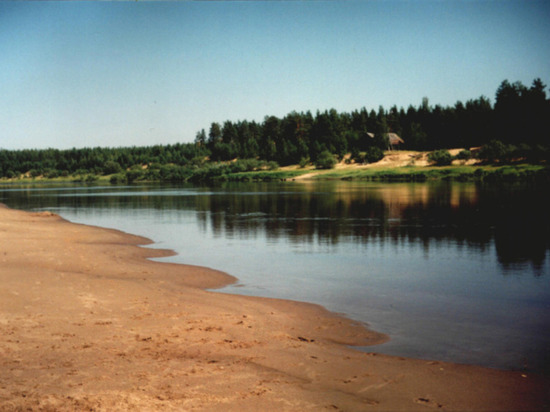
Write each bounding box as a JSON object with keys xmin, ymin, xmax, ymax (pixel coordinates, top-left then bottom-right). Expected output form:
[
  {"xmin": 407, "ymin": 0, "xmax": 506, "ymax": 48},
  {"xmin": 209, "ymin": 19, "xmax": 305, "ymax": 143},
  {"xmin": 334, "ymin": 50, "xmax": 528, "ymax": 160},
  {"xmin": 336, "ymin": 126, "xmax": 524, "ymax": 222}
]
[{"xmin": 0, "ymin": 204, "xmax": 547, "ymax": 411}]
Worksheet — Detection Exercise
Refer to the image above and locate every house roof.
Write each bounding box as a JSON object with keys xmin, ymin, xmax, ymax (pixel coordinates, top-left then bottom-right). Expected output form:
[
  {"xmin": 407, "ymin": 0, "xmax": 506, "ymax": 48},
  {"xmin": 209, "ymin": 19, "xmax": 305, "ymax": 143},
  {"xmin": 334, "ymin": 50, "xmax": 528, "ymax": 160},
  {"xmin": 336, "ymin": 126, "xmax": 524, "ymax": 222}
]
[
  {"xmin": 387, "ymin": 133, "xmax": 404, "ymax": 145},
  {"xmin": 366, "ymin": 132, "xmax": 404, "ymax": 145}
]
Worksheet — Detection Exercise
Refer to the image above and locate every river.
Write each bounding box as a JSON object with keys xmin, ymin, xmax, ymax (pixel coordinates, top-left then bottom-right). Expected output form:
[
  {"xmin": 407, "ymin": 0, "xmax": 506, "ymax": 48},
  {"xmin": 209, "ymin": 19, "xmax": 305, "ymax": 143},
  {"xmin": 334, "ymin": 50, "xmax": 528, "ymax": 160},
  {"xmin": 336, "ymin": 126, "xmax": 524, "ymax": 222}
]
[{"xmin": 1, "ymin": 180, "xmax": 549, "ymax": 373}]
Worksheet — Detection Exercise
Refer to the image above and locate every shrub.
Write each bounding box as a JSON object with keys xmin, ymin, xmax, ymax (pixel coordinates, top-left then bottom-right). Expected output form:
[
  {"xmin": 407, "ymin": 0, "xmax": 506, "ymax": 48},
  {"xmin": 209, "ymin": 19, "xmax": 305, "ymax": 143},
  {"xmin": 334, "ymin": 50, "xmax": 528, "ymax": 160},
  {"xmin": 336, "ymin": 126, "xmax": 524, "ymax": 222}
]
[
  {"xmin": 103, "ymin": 160, "xmax": 122, "ymax": 175},
  {"xmin": 228, "ymin": 160, "xmax": 247, "ymax": 174},
  {"xmin": 229, "ymin": 158, "xmax": 266, "ymax": 173},
  {"xmin": 350, "ymin": 147, "xmax": 360, "ymax": 161},
  {"xmin": 514, "ymin": 144, "xmax": 532, "ymax": 160},
  {"xmin": 315, "ymin": 151, "xmax": 337, "ymax": 169},
  {"xmin": 188, "ymin": 164, "xmax": 225, "ymax": 183},
  {"xmin": 514, "ymin": 144, "xmax": 550, "ymax": 163},
  {"xmin": 476, "ymin": 140, "xmax": 510, "ymax": 163},
  {"xmin": 190, "ymin": 156, "xmax": 206, "ymax": 167},
  {"xmin": 428, "ymin": 150, "xmax": 453, "ymax": 166},
  {"xmin": 299, "ymin": 157, "xmax": 310, "ymax": 168},
  {"xmin": 364, "ymin": 147, "xmax": 384, "ymax": 164},
  {"xmin": 144, "ymin": 168, "xmax": 161, "ymax": 181},
  {"xmin": 43, "ymin": 169, "xmax": 59, "ymax": 178},
  {"xmin": 352, "ymin": 152, "xmax": 366, "ymax": 164},
  {"xmin": 110, "ymin": 174, "xmax": 125, "ymax": 184},
  {"xmin": 527, "ymin": 145, "xmax": 550, "ymax": 163},
  {"xmin": 125, "ymin": 169, "xmax": 144, "ymax": 183},
  {"xmin": 455, "ymin": 149, "xmax": 472, "ymax": 161},
  {"xmin": 267, "ymin": 161, "xmax": 279, "ymax": 171}
]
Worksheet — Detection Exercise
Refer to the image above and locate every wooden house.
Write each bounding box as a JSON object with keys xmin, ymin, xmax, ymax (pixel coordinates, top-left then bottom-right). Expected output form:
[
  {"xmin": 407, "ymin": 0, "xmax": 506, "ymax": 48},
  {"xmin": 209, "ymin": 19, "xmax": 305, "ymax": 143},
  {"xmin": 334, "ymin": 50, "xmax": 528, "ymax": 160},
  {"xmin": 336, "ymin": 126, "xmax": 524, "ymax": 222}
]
[
  {"xmin": 387, "ymin": 133, "xmax": 404, "ymax": 150},
  {"xmin": 365, "ymin": 132, "xmax": 404, "ymax": 150}
]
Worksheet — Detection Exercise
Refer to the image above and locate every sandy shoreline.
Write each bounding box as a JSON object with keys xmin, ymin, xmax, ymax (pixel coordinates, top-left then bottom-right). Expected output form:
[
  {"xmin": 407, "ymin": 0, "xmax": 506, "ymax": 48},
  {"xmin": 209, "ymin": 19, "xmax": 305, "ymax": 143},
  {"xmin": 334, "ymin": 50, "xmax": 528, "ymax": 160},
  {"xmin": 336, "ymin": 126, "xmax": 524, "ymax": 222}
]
[{"xmin": 0, "ymin": 204, "xmax": 547, "ymax": 411}]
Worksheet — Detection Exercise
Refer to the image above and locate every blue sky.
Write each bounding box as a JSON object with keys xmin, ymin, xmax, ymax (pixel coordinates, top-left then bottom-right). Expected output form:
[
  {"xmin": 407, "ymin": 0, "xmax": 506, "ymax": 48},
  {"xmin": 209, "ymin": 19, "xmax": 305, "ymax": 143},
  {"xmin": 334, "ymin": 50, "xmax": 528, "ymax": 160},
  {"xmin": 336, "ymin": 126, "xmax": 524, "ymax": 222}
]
[{"xmin": 1, "ymin": 1, "xmax": 549, "ymax": 150}]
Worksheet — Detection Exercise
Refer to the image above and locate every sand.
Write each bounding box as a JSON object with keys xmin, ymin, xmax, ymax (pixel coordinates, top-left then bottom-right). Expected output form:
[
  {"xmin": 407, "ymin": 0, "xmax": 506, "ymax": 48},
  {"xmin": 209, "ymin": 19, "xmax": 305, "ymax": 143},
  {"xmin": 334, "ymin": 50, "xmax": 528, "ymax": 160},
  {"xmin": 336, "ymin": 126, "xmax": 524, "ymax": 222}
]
[
  {"xmin": 0, "ymin": 204, "xmax": 547, "ymax": 411},
  {"xmin": 288, "ymin": 149, "xmax": 481, "ymax": 181}
]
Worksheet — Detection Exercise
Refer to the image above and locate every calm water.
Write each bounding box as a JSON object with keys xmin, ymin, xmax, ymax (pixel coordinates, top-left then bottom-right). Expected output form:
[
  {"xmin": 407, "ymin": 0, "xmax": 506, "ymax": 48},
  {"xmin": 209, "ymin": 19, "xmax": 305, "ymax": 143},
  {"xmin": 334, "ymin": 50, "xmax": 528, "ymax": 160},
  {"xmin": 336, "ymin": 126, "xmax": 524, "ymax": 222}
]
[{"xmin": 1, "ymin": 181, "xmax": 549, "ymax": 373}]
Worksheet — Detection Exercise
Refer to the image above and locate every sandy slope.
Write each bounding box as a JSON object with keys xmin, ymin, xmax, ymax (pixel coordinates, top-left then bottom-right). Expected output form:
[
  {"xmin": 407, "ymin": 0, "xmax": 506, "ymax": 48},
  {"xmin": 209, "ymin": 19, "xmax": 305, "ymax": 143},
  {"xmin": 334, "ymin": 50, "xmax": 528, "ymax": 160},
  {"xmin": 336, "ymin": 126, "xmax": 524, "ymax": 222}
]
[
  {"xmin": 290, "ymin": 149, "xmax": 480, "ymax": 180},
  {"xmin": 0, "ymin": 204, "xmax": 547, "ymax": 411}
]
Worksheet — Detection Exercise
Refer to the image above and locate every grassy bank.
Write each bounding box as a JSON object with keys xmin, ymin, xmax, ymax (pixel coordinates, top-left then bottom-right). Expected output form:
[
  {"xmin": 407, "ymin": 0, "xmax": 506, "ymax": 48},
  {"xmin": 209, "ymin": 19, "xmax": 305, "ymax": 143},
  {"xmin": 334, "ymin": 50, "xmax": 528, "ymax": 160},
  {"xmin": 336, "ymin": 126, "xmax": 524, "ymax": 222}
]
[
  {"xmin": 294, "ymin": 164, "xmax": 550, "ymax": 183},
  {"xmin": 2, "ymin": 163, "xmax": 548, "ymax": 185},
  {"xmin": 0, "ymin": 174, "xmax": 111, "ymax": 185},
  {"xmin": 153, "ymin": 163, "xmax": 550, "ymax": 183}
]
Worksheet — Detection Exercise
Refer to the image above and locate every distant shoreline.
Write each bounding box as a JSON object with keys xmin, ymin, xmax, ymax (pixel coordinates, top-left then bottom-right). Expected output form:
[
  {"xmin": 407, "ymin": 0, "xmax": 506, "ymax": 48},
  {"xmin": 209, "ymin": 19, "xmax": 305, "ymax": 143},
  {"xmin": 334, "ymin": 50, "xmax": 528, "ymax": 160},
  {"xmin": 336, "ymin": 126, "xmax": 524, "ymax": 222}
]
[{"xmin": 1, "ymin": 149, "xmax": 548, "ymax": 185}]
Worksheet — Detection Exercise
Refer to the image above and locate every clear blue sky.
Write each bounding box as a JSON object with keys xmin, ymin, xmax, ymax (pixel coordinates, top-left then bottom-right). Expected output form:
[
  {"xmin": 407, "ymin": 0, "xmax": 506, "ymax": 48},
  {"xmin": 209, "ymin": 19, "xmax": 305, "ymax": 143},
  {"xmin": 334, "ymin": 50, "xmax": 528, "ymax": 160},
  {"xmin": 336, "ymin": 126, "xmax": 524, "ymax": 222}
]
[{"xmin": 1, "ymin": 1, "xmax": 549, "ymax": 150}]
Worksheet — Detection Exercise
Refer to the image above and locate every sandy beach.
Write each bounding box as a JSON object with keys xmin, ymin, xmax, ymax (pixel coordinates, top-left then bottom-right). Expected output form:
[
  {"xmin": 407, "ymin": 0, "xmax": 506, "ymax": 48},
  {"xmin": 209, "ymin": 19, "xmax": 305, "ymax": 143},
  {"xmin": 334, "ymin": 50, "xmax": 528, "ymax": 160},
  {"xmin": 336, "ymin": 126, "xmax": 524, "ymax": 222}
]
[{"xmin": 0, "ymin": 204, "xmax": 547, "ymax": 411}]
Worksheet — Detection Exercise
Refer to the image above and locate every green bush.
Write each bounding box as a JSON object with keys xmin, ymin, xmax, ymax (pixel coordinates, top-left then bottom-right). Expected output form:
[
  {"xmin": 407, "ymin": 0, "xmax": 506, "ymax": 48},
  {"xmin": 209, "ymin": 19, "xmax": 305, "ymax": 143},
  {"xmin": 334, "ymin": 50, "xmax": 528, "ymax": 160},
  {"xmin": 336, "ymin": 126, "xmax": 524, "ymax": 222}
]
[
  {"xmin": 103, "ymin": 160, "xmax": 122, "ymax": 175},
  {"xmin": 455, "ymin": 149, "xmax": 472, "ymax": 161},
  {"xmin": 188, "ymin": 164, "xmax": 225, "ymax": 183},
  {"xmin": 190, "ymin": 156, "xmax": 207, "ymax": 167},
  {"xmin": 350, "ymin": 147, "xmax": 361, "ymax": 162},
  {"xmin": 428, "ymin": 150, "xmax": 453, "ymax": 166},
  {"xmin": 267, "ymin": 161, "xmax": 279, "ymax": 171},
  {"xmin": 364, "ymin": 147, "xmax": 384, "ymax": 164},
  {"xmin": 109, "ymin": 174, "xmax": 125, "ymax": 184},
  {"xmin": 125, "ymin": 169, "xmax": 144, "ymax": 183},
  {"xmin": 477, "ymin": 140, "xmax": 511, "ymax": 163},
  {"xmin": 352, "ymin": 152, "xmax": 366, "ymax": 164},
  {"xmin": 43, "ymin": 169, "xmax": 60, "ymax": 178},
  {"xmin": 315, "ymin": 151, "xmax": 337, "ymax": 169}
]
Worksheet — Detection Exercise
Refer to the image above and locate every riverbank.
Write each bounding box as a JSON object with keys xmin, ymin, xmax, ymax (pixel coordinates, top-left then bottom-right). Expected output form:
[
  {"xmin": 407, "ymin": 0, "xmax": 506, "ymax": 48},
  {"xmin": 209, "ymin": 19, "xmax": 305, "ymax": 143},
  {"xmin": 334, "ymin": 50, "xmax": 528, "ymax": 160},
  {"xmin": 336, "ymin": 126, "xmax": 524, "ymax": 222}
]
[
  {"xmin": 1, "ymin": 149, "xmax": 548, "ymax": 185},
  {"xmin": 0, "ymin": 204, "xmax": 547, "ymax": 411}
]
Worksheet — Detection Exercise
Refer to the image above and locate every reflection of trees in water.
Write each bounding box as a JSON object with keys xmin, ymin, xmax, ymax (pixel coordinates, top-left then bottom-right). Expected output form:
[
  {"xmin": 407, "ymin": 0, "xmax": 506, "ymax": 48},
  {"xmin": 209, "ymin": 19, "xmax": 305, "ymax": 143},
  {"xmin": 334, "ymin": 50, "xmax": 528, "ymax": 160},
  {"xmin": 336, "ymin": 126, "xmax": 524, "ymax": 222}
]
[
  {"xmin": 492, "ymin": 195, "xmax": 549, "ymax": 275},
  {"xmin": 194, "ymin": 182, "xmax": 549, "ymax": 272},
  {"xmin": 2, "ymin": 182, "xmax": 548, "ymax": 274}
]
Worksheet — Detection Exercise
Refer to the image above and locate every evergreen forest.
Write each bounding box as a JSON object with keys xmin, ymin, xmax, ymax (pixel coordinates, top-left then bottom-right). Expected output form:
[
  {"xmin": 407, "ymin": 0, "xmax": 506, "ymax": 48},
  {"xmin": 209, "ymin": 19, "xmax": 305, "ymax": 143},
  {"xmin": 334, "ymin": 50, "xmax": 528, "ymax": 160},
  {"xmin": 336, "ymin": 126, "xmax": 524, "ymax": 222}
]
[{"xmin": 1, "ymin": 78, "xmax": 548, "ymax": 182}]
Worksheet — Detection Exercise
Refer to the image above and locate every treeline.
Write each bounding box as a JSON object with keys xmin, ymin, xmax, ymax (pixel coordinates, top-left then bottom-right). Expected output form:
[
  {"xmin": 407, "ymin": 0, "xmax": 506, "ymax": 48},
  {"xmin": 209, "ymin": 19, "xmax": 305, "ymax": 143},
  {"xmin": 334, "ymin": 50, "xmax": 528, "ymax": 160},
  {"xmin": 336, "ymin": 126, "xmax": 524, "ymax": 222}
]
[
  {"xmin": 0, "ymin": 78, "xmax": 548, "ymax": 180},
  {"xmin": 197, "ymin": 78, "xmax": 549, "ymax": 164},
  {"xmin": 0, "ymin": 144, "xmax": 209, "ymax": 179}
]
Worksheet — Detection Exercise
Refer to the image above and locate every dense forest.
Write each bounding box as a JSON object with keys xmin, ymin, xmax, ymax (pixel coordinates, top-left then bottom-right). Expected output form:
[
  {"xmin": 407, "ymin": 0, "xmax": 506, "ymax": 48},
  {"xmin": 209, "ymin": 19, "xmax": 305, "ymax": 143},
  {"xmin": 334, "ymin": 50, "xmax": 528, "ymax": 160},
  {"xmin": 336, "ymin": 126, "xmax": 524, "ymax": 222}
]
[{"xmin": 0, "ymin": 78, "xmax": 548, "ymax": 181}]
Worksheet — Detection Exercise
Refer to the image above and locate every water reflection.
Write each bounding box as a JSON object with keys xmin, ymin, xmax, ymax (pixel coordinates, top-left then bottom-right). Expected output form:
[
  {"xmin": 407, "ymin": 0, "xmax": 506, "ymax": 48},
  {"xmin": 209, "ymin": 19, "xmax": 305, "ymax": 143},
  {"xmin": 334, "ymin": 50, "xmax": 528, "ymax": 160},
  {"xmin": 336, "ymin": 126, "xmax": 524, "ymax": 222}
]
[
  {"xmin": 1, "ymin": 181, "xmax": 549, "ymax": 371},
  {"xmin": 193, "ymin": 182, "xmax": 548, "ymax": 273},
  {"xmin": 1, "ymin": 181, "xmax": 548, "ymax": 273}
]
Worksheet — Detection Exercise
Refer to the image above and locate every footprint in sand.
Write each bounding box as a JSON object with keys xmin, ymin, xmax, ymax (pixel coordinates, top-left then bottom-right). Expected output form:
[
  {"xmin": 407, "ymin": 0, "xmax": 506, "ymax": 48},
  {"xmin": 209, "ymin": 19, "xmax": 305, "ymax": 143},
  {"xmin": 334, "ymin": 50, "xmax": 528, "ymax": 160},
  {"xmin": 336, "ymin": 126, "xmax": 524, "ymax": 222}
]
[{"xmin": 415, "ymin": 397, "xmax": 443, "ymax": 408}]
